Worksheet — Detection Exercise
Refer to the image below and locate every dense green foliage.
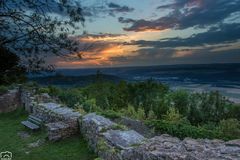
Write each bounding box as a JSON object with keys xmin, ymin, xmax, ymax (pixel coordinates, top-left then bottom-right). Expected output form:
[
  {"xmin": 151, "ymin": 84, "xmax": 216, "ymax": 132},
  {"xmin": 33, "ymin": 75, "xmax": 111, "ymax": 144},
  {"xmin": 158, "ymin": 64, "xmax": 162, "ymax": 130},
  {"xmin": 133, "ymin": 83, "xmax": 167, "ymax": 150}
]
[
  {"xmin": 0, "ymin": 47, "xmax": 26, "ymax": 85},
  {"xmin": 0, "ymin": 85, "xmax": 8, "ymax": 95},
  {"xmin": 145, "ymin": 120, "xmax": 232, "ymax": 140},
  {"xmin": 0, "ymin": 108, "xmax": 96, "ymax": 160},
  {"xmin": 33, "ymin": 80, "xmax": 240, "ymax": 140}
]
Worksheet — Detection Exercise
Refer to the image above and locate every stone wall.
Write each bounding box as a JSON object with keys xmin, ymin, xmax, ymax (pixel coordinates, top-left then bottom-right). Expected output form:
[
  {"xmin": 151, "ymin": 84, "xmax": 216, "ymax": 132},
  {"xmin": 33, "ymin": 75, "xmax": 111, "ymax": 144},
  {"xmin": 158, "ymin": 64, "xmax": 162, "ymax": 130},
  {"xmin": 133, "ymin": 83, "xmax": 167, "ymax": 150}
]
[
  {"xmin": 19, "ymin": 88, "xmax": 240, "ymax": 159},
  {"xmin": 79, "ymin": 113, "xmax": 240, "ymax": 160},
  {"xmin": 115, "ymin": 117, "xmax": 154, "ymax": 138},
  {"xmin": 20, "ymin": 89, "xmax": 35, "ymax": 113},
  {"xmin": 34, "ymin": 102, "xmax": 81, "ymax": 139},
  {"xmin": 0, "ymin": 89, "xmax": 20, "ymax": 113},
  {"xmin": 45, "ymin": 121, "xmax": 72, "ymax": 141},
  {"xmin": 79, "ymin": 113, "xmax": 146, "ymax": 160},
  {"xmin": 20, "ymin": 89, "xmax": 81, "ymax": 141},
  {"xmin": 123, "ymin": 135, "xmax": 240, "ymax": 160}
]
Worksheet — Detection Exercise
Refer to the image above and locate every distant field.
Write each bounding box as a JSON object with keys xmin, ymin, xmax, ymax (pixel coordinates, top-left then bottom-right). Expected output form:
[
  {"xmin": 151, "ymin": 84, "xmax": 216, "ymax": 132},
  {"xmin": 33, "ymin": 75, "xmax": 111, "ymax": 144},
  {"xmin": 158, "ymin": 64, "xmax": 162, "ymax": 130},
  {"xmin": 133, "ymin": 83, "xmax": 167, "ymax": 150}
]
[
  {"xmin": 173, "ymin": 84, "xmax": 240, "ymax": 104},
  {"xmin": 30, "ymin": 63, "xmax": 240, "ymax": 103}
]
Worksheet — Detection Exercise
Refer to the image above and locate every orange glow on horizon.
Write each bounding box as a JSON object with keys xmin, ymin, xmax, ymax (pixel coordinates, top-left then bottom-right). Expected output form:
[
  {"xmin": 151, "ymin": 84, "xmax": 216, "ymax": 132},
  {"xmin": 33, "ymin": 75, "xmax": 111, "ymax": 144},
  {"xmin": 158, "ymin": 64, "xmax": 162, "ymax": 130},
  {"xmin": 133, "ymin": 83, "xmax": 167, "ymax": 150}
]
[
  {"xmin": 57, "ymin": 29, "xmax": 168, "ymax": 68},
  {"xmin": 56, "ymin": 44, "xmax": 139, "ymax": 68},
  {"xmin": 173, "ymin": 50, "xmax": 193, "ymax": 58},
  {"xmin": 80, "ymin": 35, "xmax": 128, "ymax": 42}
]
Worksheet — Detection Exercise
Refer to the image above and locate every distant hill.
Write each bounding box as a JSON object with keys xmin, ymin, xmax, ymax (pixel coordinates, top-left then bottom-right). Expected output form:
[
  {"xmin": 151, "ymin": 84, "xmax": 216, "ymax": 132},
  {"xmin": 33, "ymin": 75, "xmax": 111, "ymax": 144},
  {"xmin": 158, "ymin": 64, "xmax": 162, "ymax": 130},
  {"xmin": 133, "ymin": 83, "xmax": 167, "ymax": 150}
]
[{"xmin": 29, "ymin": 74, "xmax": 122, "ymax": 87}]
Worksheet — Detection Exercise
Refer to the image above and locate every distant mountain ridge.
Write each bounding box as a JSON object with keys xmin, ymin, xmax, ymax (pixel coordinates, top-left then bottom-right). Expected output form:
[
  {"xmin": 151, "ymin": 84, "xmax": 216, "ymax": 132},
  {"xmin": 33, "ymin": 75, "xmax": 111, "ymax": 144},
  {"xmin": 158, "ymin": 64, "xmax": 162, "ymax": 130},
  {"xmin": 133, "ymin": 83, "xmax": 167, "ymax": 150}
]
[{"xmin": 30, "ymin": 74, "xmax": 122, "ymax": 87}]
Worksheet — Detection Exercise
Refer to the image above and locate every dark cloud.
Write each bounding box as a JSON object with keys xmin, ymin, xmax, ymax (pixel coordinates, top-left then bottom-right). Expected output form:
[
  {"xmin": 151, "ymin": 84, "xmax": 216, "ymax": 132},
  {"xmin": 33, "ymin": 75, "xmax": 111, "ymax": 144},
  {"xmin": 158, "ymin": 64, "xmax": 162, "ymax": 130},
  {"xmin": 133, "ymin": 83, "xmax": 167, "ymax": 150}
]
[
  {"xmin": 113, "ymin": 21, "xmax": 240, "ymax": 66},
  {"xmin": 129, "ymin": 23, "xmax": 240, "ymax": 48},
  {"xmin": 108, "ymin": 2, "xmax": 134, "ymax": 13},
  {"xmin": 108, "ymin": 47, "xmax": 240, "ymax": 66},
  {"xmin": 82, "ymin": 2, "xmax": 134, "ymax": 19},
  {"xmin": 80, "ymin": 33, "xmax": 125, "ymax": 39},
  {"xmin": 118, "ymin": 17, "xmax": 136, "ymax": 23},
  {"xmin": 107, "ymin": 2, "xmax": 134, "ymax": 17},
  {"xmin": 120, "ymin": 0, "xmax": 240, "ymax": 32},
  {"xmin": 156, "ymin": 0, "xmax": 188, "ymax": 10}
]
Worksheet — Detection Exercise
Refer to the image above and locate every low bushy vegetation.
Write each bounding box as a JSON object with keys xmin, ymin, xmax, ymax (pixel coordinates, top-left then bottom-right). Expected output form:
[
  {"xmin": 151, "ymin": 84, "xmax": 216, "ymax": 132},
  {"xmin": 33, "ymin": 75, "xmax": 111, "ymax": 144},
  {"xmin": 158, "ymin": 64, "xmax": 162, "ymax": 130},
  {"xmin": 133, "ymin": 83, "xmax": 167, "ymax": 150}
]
[
  {"xmin": 145, "ymin": 120, "xmax": 223, "ymax": 140},
  {"xmin": 0, "ymin": 85, "xmax": 8, "ymax": 95},
  {"xmin": 31, "ymin": 80, "xmax": 240, "ymax": 140}
]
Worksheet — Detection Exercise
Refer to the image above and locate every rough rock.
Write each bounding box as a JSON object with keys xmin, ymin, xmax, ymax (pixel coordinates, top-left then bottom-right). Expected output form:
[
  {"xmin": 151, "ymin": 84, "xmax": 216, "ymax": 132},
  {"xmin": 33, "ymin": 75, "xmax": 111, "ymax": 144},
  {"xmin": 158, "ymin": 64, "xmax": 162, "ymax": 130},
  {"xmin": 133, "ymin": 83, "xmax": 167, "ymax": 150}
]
[
  {"xmin": 103, "ymin": 130, "xmax": 145, "ymax": 149},
  {"xmin": 17, "ymin": 131, "xmax": 30, "ymax": 139},
  {"xmin": 28, "ymin": 139, "xmax": 45, "ymax": 148},
  {"xmin": 80, "ymin": 113, "xmax": 115, "ymax": 151},
  {"xmin": 116, "ymin": 117, "xmax": 154, "ymax": 138},
  {"xmin": 226, "ymin": 139, "xmax": 240, "ymax": 147},
  {"xmin": 46, "ymin": 121, "xmax": 70, "ymax": 141},
  {"xmin": 123, "ymin": 134, "xmax": 240, "ymax": 160},
  {"xmin": 0, "ymin": 89, "xmax": 21, "ymax": 113}
]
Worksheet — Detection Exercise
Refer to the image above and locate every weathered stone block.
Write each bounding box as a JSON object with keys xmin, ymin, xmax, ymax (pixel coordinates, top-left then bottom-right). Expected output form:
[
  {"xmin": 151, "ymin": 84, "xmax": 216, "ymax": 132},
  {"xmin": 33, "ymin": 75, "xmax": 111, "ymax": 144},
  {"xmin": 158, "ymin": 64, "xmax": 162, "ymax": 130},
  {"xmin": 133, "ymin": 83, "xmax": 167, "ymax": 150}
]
[
  {"xmin": 103, "ymin": 130, "xmax": 145, "ymax": 150},
  {"xmin": 46, "ymin": 121, "xmax": 70, "ymax": 141},
  {"xmin": 0, "ymin": 89, "xmax": 21, "ymax": 113},
  {"xmin": 80, "ymin": 113, "xmax": 116, "ymax": 151},
  {"xmin": 122, "ymin": 134, "xmax": 240, "ymax": 160},
  {"xmin": 116, "ymin": 117, "xmax": 154, "ymax": 138}
]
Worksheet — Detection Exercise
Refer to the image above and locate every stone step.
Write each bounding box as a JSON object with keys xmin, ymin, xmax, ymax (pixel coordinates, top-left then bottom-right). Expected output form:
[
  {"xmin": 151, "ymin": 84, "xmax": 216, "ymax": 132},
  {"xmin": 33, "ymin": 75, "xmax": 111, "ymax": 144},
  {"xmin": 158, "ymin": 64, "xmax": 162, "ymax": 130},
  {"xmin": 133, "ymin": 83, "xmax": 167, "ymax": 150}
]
[
  {"xmin": 21, "ymin": 120, "xmax": 40, "ymax": 130},
  {"xmin": 29, "ymin": 115, "xmax": 43, "ymax": 123},
  {"xmin": 28, "ymin": 117, "xmax": 42, "ymax": 126}
]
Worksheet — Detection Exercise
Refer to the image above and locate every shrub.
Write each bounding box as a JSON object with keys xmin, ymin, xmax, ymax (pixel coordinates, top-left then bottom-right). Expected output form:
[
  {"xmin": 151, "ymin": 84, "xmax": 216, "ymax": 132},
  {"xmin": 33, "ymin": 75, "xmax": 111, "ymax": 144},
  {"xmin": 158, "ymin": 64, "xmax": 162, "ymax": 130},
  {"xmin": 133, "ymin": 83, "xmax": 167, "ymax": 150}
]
[
  {"xmin": 74, "ymin": 103, "xmax": 86, "ymax": 115},
  {"xmin": 201, "ymin": 122, "xmax": 218, "ymax": 130},
  {"xmin": 123, "ymin": 104, "xmax": 137, "ymax": 118},
  {"xmin": 136, "ymin": 107, "xmax": 146, "ymax": 120},
  {"xmin": 37, "ymin": 87, "xmax": 50, "ymax": 94},
  {"xmin": 147, "ymin": 110, "xmax": 157, "ymax": 120},
  {"xmin": 145, "ymin": 120, "xmax": 229, "ymax": 140},
  {"xmin": 219, "ymin": 118, "xmax": 240, "ymax": 138},
  {"xmin": 48, "ymin": 85, "xmax": 61, "ymax": 96},
  {"xmin": 24, "ymin": 82, "xmax": 39, "ymax": 88},
  {"xmin": 225, "ymin": 104, "xmax": 240, "ymax": 120},
  {"xmin": 0, "ymin": 85, "xmax": 8, "ymax": 95},
  {"xmin": 187, "ymin": 91, "xmax": 231, "ymax": 125},
  {"xmin": 82, "ymin": 98, "xmax": 98, "ymax": 112},
  {"xmin": 168, "ymin": 90, "xmax": 189, "ymax": 115},
  {"xmin": 152, "ymin": 96, "xmax": 170, "ymax": 119},
  {"xmin": 98, "ymin": 110, "xmax": 122, "ymax": 120},
  {"xmin": 58, "ymin": 89, "xmax": 84, "ymax": 108},
  {"xmin": 163, "ymin": 107, "xmax": 188, "ymax": 124}
]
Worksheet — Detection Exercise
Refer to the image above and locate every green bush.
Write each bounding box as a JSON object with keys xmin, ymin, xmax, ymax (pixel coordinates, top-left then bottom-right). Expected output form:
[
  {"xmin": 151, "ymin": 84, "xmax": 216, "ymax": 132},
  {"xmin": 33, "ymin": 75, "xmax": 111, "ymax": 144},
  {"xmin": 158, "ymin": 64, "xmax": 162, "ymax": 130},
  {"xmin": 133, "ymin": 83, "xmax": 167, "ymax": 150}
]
[
  {"xmin": 136, "ymin": 107, "xmax": 146, "ymax": 120},
  {"xmin": 187, "ymin": 91, "xmax": 230, "ymax": 125},
  {"xmin": 24, "ymin": 82, "xmax": 39, "ymax": 89},
  {"xmin": 74, "ymin": 103, "xmax": 87, "ymax": 115},
  {"xmin": 0, "ymin": 85, "xmax": 8, "ymax": 95},
  {"xmin": 145, "ymin": 120, "xmax": 236, "ymax": 140},
  {"xmin": 58, "ymin": 88, "xmax": 84, "ymax": 108},
  {"xmin": 163, "ymin": 108, "xmax": 183, "ymax": 122},
  {"xmin": 82, "ymin": 98, "xmax": 98, "ymax": 112},
  {"xmin": 147, "ymin": 110, "xmax": 157, "ymax": 120},
  {"xmin": 123, "ymin": 104, "xmax": 137, "ymax": 118},
  {"xmin": 168, "ymin": 90, "xmax": 189, "ymax": 115},
  {"xmin": 37, "ymin": 87, "xmax": 50, "ymax": 94},
  {"xmin": 48, "ymin": 85, "xmax": 61, "ymax": 96},
  {"xmin": 219, "ymin": 118, "xmax": 240, "ymax": 138},
  {"xmin": 225, "ymin": 104, "xmax": 240, "ymax": 120},
  {"xmin": 98, "ymin": 110, "xmax": 122, "ymax": 120}
]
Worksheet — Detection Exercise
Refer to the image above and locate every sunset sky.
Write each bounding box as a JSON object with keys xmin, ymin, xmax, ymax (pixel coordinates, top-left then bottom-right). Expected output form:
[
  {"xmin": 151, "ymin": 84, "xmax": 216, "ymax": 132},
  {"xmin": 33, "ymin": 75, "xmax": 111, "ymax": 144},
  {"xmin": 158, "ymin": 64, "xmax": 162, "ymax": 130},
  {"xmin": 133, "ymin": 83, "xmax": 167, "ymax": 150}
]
[{"xmin": 53, "ymin": 0, "xmax": 240, "ymax": 68}]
